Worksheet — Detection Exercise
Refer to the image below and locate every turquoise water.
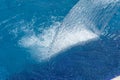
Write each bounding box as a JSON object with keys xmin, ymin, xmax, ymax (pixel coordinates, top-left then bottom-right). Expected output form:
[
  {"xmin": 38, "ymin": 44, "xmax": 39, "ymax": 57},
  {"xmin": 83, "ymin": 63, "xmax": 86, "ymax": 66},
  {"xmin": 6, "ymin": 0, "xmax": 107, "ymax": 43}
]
[{"xmin": 0, "ymin": 0, "xmax": 120, "ymax": 80}]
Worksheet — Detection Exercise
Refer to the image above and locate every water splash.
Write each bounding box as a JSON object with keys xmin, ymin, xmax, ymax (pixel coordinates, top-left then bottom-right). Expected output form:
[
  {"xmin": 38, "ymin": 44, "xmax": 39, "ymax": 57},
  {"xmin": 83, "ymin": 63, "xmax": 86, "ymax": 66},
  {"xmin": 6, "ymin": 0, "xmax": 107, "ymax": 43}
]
[
  {"xmin": 18, "ymin": 0, "xmax": 119, "ymax": 61},
  {"xmin": 18, "ymin": 21, "xmax": 61, "ymax": 60},
  {"xmin": 48, "ymin": 0, "xmax": 119, "ymax": 58}
]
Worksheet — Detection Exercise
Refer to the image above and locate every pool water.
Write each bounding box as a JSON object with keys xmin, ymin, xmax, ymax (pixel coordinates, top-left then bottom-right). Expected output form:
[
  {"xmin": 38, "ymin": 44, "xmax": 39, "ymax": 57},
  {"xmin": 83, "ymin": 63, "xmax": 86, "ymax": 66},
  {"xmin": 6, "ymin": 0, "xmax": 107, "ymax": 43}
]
[{"xmin": 0, "ymin": 0, "xmax": 120, "ymax": 80}]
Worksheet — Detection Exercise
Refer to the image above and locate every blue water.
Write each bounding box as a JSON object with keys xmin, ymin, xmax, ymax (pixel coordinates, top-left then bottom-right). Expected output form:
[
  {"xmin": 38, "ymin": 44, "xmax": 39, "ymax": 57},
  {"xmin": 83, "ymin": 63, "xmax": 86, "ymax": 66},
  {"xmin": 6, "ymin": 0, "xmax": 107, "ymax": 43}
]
[{"xmin": 0, "ymin": 0, "xmax": 120, "ymax": 80}]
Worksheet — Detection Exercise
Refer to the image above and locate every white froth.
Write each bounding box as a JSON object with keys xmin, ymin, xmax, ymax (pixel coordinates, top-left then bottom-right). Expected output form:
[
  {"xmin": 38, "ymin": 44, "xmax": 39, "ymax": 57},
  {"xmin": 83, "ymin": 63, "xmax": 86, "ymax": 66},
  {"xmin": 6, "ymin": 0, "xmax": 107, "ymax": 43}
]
[
  {"xmin": 49, "ymin": 27, "xmax": 98, "ymax": 55},
  {"xmin": 112, "ymin": 76, "xmax": 120, "ymax": 80},
  {"xmin": 19, "ymin": 26, "xmax": 98, "ymax": 60},
  {"xmin": 17, "ymin": 0, "xmax": 119, "ymax": 61},
  {"xmin": 18, "ymin": 22, "xmax": 60, "ymax": 60}
]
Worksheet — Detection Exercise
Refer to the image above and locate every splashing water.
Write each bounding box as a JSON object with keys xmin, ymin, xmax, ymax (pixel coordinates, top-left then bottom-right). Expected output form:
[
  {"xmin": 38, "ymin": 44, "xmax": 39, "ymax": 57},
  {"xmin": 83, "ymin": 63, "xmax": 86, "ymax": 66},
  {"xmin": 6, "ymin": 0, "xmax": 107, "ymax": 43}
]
[
  {"xmin": 47, "ymin": 0, "xmax": 119, "ymax": 59},
  {"xmin": 0, "ymin": 0, "xmax": 120, "ymax": 80},
  {"xmin": 18, "ymin": 0, "xmax": 120, "ymax": 61}
]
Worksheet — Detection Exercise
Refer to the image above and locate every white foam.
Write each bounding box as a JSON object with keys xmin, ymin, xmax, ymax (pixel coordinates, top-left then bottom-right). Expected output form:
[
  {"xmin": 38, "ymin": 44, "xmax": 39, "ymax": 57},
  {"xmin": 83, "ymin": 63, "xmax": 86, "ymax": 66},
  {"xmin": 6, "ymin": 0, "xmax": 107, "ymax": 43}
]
[
  {"xmin": 112, "ymin": 76, "xmax": 120, "ymax": 80},
  {"xmin": 49, "ymin": 26, "xmax": 98, "ymax": 56},
  {"xmin": 19, "ymin": 25, "xmax": 98, "ymax": 60},
  {"xmin": 18, "ymin": 21, "xmax": 61, "ymax": 60},
  {"xmin": 17, "ymin": 0, "xmax": 119, "ymax": 61}
]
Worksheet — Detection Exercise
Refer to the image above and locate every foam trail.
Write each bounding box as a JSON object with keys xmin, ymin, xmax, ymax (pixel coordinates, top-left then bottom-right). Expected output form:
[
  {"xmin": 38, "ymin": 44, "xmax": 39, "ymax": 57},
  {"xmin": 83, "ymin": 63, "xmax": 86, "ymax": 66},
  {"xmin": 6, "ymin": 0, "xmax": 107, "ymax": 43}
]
[{"xmin": 48, "ymin": 0, "xmax": 119, "ymax": 58}]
